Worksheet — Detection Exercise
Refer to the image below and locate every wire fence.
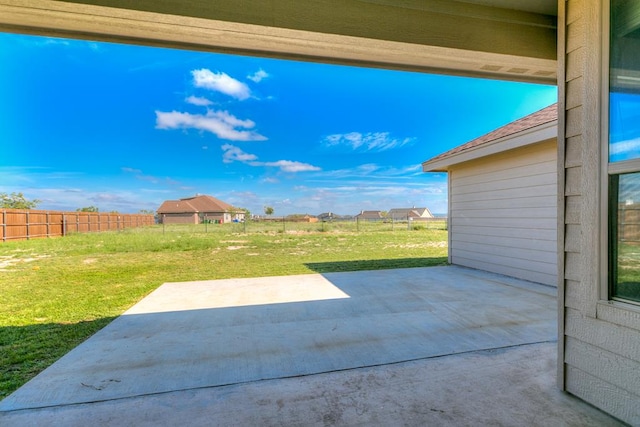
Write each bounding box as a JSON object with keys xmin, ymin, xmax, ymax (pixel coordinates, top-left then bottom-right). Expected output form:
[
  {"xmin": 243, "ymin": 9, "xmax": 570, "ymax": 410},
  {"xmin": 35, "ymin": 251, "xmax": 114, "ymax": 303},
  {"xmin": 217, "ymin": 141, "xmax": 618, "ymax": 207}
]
[
  {"xmin": 158, "ymin": 217, "xmax": 448, "ymax": 235},
  {"xmin": 1, "ymin": 209, "xmax": 155, "ymax": 242}
]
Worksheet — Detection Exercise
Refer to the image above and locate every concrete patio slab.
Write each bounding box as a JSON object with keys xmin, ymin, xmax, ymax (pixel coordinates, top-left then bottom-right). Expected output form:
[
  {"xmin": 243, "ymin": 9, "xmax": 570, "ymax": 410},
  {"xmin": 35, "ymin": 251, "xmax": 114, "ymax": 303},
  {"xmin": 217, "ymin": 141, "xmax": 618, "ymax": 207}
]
[
  {"xmin": 0, "ymin": 266, "xmax": 624, "ymax": 425},
  {"xmin": 1, "ymin": 342, "xmax": 621, "ymax": 426}
]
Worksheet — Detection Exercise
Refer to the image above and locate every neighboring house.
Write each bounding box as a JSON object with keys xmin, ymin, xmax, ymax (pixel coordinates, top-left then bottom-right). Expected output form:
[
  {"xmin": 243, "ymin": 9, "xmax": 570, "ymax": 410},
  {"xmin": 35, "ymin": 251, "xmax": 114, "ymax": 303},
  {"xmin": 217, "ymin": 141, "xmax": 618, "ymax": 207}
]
[
  {"xmin": 355, "ymin": 210, "xmax": 384, "ymax": 221},
  {"xmin": 423, "ymin": 104, "xmax": 558, "ymax": 286},
  {"xmin": 318, "ymin": 212, "xmax": 352, "ymax": 221},
  {"xmin": 285, "ymin": 214, "xmax": 318, "ymax": 223},
  {"xmin": 388, "ymin": 207, "xmax": 433, "ymax": 221},
  {"xmin": 157, "ymin": 195, "xmax": 243, "ymax": 224},
  {"xmin": 8, "ymin": 1, "xmax": 640, "ymax": 423},
  {"xmin": 317, "ymin": 212, "xmax": 335, "ymax": 221}
]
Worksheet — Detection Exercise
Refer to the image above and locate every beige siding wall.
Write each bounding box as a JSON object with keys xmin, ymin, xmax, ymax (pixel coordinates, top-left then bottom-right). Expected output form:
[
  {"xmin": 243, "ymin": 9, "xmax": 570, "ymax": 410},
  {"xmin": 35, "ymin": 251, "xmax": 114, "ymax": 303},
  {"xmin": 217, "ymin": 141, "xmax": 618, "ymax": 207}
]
[
  {"xmin": 449, "ymin": 140, "xmax": 557, "ymax": 286},
  {"xmin": 560, "ymin": 0, "xmax": 640, "ymax": 424},
  {"xmin": 161, "ymin": 213, "xmax": 197, "ymax": 224}
]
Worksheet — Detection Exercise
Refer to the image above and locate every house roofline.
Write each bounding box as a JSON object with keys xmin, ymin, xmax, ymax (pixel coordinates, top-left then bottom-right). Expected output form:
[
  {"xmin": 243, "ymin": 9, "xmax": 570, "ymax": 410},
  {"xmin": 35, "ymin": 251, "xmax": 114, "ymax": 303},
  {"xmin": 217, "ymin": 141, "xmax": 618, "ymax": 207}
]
[{"xmin": 422, "ymin": 120, "xmax": 557, "ymax": 172}]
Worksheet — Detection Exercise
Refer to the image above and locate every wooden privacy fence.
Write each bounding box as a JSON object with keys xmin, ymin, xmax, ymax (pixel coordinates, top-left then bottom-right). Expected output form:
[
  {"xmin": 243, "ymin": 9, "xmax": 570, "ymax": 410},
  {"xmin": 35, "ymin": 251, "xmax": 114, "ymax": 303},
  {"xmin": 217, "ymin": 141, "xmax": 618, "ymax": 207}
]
[
  {"xmin": 619, "ymin": 203, "xmax": 640, "ymax": 244},
  {"xmin": 1, "ymin": 209, "xmax": 155, "ymax": 242}
]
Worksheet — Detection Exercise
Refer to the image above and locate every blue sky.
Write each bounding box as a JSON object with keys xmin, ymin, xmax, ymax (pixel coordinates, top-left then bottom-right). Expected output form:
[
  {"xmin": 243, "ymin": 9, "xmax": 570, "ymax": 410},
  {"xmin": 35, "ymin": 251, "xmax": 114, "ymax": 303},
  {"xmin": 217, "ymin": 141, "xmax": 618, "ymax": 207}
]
[{"xmin": 0, "ymin": 32, "xmax": 557, "ymax": 216}]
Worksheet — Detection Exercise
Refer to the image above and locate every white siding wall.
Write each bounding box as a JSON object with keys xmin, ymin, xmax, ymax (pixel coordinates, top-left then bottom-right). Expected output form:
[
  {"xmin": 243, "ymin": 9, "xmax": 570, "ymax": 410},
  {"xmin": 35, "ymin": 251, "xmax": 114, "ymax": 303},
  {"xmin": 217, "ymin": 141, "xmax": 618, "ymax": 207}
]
[
  {"xmin": 449, "ymin": 140, "xmax": 557, "ymax": 286},
  {"xmin": 560, "ymin": 1, "xmax": 640, "ymax": 424}
]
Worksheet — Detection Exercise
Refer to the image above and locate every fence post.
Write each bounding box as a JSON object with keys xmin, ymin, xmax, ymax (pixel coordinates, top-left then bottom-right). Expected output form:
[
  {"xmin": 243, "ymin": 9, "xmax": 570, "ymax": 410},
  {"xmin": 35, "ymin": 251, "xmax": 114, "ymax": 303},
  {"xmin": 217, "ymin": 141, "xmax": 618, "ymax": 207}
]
[
  {"xmin": 76, "ymin": 213, "xmax": 79, "ymax": 233},
  {"xmin": 26, "ymin": 211, "xmax": 30, "ymax": 240},
  {"xmin": 1, "ymin": 210, "xmax": 5, "ymax": 242},
  {"xmin": 63, "ymin": 214, "xmax": 66, "ymax": 236}
]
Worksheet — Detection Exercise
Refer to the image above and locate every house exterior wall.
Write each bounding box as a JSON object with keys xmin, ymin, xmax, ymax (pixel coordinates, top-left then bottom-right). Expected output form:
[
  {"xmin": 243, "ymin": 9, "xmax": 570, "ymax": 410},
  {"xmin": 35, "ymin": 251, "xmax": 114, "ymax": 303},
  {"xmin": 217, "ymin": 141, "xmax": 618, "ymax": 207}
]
[
  {"xmin": 201, "ymin": 212, "xmax": 227, "ymax": 223},
  {"xmin": 560, "ymin": 1, "xmax": 640, "ymax": 424},
  {"xmin": 161, "ymin": 213, "xmax": 198, "ymax": 224},
  {"xmin": 449, "ymin": 140, "xmax": 557, "ymax": 286}
]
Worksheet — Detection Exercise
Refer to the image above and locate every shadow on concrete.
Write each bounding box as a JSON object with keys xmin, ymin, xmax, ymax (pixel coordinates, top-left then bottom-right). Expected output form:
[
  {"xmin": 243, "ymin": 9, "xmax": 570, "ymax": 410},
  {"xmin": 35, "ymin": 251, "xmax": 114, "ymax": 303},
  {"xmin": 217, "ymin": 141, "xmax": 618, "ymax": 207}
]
[
  {"xmin": 305, "ymin": 257, "xmax": 448, "ymax": 273},
  {"xmin": 1, "ymin": 266, "xmax": 556, "ymax": 412}
]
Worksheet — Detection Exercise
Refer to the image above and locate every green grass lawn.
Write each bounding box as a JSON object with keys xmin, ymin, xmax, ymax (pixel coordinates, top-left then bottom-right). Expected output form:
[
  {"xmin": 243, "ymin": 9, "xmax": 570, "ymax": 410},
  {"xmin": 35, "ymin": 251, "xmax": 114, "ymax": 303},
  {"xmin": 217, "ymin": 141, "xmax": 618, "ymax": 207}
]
[
  {"xmin": 614, "ymin": 242, "xmax": 640, "ymax": 302},
  {"xmin": 0, "ymin": 224, "xmax": 447, "ymax": 399}
]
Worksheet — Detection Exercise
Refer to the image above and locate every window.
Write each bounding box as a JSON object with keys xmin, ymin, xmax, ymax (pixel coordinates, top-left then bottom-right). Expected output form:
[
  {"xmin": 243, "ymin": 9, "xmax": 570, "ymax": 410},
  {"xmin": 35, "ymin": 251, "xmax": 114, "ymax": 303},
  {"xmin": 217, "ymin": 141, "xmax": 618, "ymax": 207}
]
[{"xmin": 608, "ymin": 0, "xmax": 640, "ymax": 303}]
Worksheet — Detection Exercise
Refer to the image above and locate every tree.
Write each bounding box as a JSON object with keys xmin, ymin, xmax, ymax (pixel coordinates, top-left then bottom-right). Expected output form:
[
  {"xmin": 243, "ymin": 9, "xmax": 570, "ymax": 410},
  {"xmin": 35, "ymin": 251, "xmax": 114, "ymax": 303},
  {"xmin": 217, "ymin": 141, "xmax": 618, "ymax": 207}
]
[
  {"xmin": 138, "ymin": 209, "xmax": 155, "ymax": 215},
  {"xmin": 77, "ymin": 206, "xmax": 99, "ymax": 212},
  {"xmin": 230, "ymin": 206, "xmax": 250, "ymax": 221},
  {"xmin": 0, "ymin": 192, "xmax": 40, "ymax": 209},
  {"xmin": 264, "ymin": 206, "xmax": 274, "ymax": 216}
]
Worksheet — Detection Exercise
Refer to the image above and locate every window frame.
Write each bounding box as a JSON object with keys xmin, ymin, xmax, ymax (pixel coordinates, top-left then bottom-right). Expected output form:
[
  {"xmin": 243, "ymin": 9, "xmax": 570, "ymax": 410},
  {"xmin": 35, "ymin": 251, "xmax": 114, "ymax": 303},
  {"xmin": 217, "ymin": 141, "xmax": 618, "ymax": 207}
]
[{"xmin": 601, "ymin": 0, "xmax": 640, "ymax": 305}]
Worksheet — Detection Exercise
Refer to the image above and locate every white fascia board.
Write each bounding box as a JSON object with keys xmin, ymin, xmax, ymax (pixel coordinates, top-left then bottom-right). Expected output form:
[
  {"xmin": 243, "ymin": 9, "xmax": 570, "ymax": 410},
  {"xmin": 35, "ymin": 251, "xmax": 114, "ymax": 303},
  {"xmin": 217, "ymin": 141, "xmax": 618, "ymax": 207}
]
[{"xmin": 422, "ymin": 120, "xmax": 557, "ymax": 172}]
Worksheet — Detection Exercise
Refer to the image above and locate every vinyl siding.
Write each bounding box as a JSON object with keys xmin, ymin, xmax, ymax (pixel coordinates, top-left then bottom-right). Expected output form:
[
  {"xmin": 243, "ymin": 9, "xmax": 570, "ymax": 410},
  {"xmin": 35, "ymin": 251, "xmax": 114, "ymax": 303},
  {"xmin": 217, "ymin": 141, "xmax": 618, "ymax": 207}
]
[
  {"xmin": 560, "ymin": 0, "xmax": 640, "ymax": 424},
  {"xmin": 161, "ymin": 213, "xmax": 197, "ymax": 224},
  {"xmin": 449, "ymin": 140, "xmax": 557, "ymax": 286}
]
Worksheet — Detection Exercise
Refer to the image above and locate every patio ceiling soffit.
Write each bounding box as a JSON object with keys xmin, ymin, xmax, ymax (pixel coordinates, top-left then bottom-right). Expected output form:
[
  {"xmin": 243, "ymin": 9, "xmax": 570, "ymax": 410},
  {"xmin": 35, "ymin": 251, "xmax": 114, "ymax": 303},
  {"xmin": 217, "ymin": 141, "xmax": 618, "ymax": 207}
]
[{"xmin": 0, "ymin": 0, "xmax": 556, "ymax": 83}]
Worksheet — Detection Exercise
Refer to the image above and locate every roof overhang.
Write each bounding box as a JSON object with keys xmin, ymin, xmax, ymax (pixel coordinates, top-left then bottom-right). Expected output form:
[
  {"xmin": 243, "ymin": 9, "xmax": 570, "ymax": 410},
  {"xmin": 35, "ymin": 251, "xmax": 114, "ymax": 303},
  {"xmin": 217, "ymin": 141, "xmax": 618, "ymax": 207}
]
[
  {"xmin": 422, "ymin": 120, "xmax": 558, "ymax": 172},
  {"xmin": 0, "ymin": 0, "xmax": 557, "ymax": 84}
]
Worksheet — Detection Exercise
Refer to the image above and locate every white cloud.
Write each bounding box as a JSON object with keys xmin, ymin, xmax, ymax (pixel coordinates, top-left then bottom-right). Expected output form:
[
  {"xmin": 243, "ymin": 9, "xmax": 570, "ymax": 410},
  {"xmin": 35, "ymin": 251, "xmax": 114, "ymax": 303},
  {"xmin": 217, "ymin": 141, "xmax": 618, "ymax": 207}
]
[
  {"xmin": 221, "ymin": 144, "xmax": 258, "ymax": 164},
  {"xmin": 121, "ymin": 167, "xmax": 189, "ymax": 187},
  {"xmin": 44, "ymin": 38, "xmax": 70, "ymax": 47},
  {"xmin": 121, "ymin": 167, "xmax": 142, "ymax": 174},
  {"xmin": 317, "ymin": 163, "xmax": 426, "ymax": 181},
  {"xmin": 610, "ymin": 137, "xmax": 640, "ymax": 160},
  {"xmin": 192, "ymin": 69, "xmax": 250, "ymax": 100},
  {"xmin": 155, "ymin": 110, "xmax": 267, "ymax": 141},
  {"xmin": 322, "ymin": 132, "xmax": 415, "ymax": 152},
  {"xmin": 256, "ymin": 160, "xmax": 321, "ymax": 173},
  {"xmin": 356, "ymin": 164, "xmax": 380, "ymax": 174},
  {"xmin": 185, "ymin": 95, "xmax": 213, "ymax": 106},
  {"xmin": 12, "ymin": 187, "xmax": 160, "ymax": 213},
  {"xmin": 221, "ymin": 145, "xmax": 321, "ymax": 173},
  {"xmin": 263, "ymin": 177, "xmax": 280, "ymax": 184},
  {"xmin": 247, "ymin": 69, "xmax": 269, "ymax": 83}
]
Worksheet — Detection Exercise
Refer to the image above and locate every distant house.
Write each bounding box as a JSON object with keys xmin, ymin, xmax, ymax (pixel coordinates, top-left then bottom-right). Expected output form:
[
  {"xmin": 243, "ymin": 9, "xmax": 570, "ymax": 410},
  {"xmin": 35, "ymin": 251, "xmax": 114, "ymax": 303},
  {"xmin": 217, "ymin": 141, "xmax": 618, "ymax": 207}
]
[
  {"xmin": 157, "ymin": 195, "xmax": 244, "ymax": 224},
  {"xmin": 286, "ymin": 214, "xmax": 318, "ymax": 223},
  {"xmin": 388, "ymin": 207, "xmax": 433, "ymax": 221},
  {"xmin": 422, "ymin": 103, "xmax": 557, "ymax": 286},
  {"xmin": 317, "ymin": 212, "xmax": 334, "ymax": 221},
  {"xmin": 318, "ymin": 212, "xmax": 352, "ymax": 221},
  {"xmin": 355, "ymin": 210, "xmax": 384, "ymax": 221}
]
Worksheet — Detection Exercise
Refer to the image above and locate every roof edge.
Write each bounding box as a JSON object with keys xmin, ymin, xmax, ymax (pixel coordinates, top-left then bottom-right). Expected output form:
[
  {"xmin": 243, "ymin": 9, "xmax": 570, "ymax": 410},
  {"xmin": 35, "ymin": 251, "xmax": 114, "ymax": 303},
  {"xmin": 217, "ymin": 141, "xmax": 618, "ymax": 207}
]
[{"xmin": 422, "ymin": 119, "xmax": 557, "ymax": 172}]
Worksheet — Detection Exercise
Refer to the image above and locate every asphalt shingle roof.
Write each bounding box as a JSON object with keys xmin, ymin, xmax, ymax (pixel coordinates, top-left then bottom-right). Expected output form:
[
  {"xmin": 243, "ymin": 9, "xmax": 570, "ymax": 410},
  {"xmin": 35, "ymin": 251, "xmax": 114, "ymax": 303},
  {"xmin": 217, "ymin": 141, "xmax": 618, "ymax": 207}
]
[
  {"xmin": 425, "ymin": 103, "xmax": 557, "ymax": 164},
  {"xmin": 157, "ymin": 195, "xmax": 233, "ymax": 214}
]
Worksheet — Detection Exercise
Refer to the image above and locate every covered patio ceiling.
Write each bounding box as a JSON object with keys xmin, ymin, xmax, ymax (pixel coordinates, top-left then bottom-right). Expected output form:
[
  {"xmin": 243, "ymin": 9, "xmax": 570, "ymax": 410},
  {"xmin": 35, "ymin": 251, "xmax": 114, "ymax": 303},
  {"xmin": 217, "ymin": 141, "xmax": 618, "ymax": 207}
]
[{"xmin": 0, "ymin": 0, "xmax": 557, "ymax": 84}]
